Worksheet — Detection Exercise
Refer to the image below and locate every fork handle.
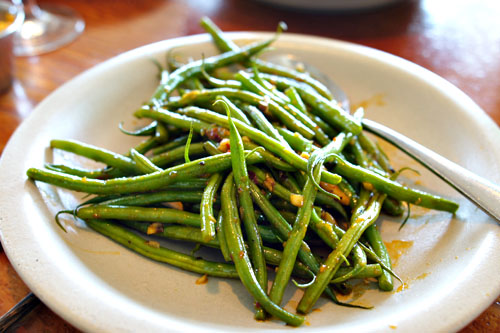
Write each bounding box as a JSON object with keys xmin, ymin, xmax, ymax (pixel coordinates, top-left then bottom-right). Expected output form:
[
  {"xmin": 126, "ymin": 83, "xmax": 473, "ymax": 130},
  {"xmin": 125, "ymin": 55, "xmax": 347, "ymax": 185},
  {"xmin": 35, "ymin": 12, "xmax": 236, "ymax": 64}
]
[
  {"xmin": 0, "ymin": 292, "xmax": 40, "ymax": 331},
  {"xmin": 362, "ymin": 118, "xmax": 500, "ymax": 224}
]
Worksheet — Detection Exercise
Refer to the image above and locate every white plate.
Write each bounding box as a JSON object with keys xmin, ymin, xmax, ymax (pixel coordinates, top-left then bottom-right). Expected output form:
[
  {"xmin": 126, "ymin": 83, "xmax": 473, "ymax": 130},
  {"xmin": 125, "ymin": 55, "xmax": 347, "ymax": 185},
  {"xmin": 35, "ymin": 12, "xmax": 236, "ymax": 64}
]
[{"xmin": 1, "ymin": 32, "xmax": 499, "ymax": 332}]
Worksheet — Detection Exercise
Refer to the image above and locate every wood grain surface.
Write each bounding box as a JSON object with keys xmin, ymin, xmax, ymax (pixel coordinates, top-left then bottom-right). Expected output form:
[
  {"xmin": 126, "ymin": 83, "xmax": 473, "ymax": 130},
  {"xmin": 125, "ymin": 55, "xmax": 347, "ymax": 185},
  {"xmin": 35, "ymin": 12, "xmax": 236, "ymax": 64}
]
[{"xmin": 0, "ymin": 0, "xmax": 499, "ymax": 331}]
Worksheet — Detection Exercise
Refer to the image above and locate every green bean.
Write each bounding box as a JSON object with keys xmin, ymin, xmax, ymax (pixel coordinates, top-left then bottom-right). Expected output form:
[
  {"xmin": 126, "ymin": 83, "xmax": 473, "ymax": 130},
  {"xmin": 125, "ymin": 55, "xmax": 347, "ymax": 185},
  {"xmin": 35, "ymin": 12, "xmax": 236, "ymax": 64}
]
[
  {"xmin": 215, "ymin": 212, "xmax": 232, "ymax": 261},
  {"xmin": 45, "ymin": 164, "xmax": 121, "ymax": 180},
  {"xmin": 220, "ymin": 174, "xmax": 304, "ymax": 326},
  {"xmin": 202, "ymin": 141, "xmax": 223, "ymax": 156},
  {"xmin": 98, "ymin": 190, "xmax": 204, "ymax": 206},
  {"xmin": 269, "ymin": 158, "xmax": 320, "ymax": 306},
  {"xmin": 199, "ymin": 16, "xmax": 240, "ymax": 55},
  {"xmin": 76, "ymin": 205, "xmax": 201, "ymax": 227},
  {"xmin": 167, "ymin": 88, "xmax": 260, "ymax": 108},
  {"xmin": 27, "ymin": 152, "xmax": 266, "ymax": 195},
  {"xmin": 330, "ymin": 154, "xmax": 458, "ymax": 212},
  {"xmin": 222, "ymin": 100, "xmax": 268, "ymax": 316},
  {"xmin": 248, "ymin": 180, "xmax": 315, "ymax": 268},
  {"xmin": 382, "ymin": 197, "xmax": 405, "ymax": 216},
  {"xmin": 135, "ymin": 107, "xmax": 211, "ymax": 132},
  {"xmin": 127, "ymin": 121, "xmax": 170, "ymax": 156},
  {"xmin": 119, "ymin": 121, "xmax": 157, "ymax": 136},
  {"xmin": 178, "ymin": 106, "xmax": 342, "ymax": 185},
  {"xmin": 201, "ymin": 66, "xmax": 242, "ymax": 89},
  {"xmin": 119, "ymin": 219, "xmax": 382, "ymax": 283},
  {"xmin": 283, "ymin": 82, "xmax": 337, "ymax": 139},
  {"xmin": 285, "ymin": 87, "xmax": 306, "ymax": 113},
  {"xmin": 201, "ymin": 173, "xmax": 223, "ymax": 242},
  {"xmin": 86, "ymin": 219, "xmax": 238, "ymax": 278},
  {"xmin": 50, "ymin": 139, "xmax": 140, "ymax": 175},
  {"xmin": 130, "ymin": 148, "xmax": 162, "ymax": 173},
  {"xmin": 363, "ymin": 224, "xmax": 393, "ymax": 291}
]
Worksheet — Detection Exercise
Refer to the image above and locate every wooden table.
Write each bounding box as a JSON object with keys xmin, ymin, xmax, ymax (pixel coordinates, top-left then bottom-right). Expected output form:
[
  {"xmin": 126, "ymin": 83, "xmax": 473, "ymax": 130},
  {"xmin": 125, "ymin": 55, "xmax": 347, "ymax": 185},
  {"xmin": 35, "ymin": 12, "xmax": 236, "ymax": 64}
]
[{"xmin": 1, "ymin": 0, "xmax": 499, "ymax": 331}]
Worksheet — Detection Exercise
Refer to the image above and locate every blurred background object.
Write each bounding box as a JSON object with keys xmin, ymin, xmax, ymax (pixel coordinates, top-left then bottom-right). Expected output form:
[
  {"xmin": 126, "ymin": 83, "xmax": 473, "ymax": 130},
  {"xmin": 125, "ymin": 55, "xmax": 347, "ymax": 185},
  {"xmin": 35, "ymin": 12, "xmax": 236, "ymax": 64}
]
[
  {"xmin": 12, "ymin": 0, "xmax": 84, "ymax": 56},
  {"xmin": 0, "ymin": 1, "xmax": 23, "ymax": 92},
  {"xmin": 252, "ymin": 0, "xmax": 405, "ymax": 11}
]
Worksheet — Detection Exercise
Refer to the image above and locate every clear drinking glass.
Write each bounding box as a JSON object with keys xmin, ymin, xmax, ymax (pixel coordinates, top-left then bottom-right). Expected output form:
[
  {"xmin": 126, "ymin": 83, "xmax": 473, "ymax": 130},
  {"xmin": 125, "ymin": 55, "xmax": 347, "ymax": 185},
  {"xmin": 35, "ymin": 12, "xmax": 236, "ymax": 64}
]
[{"xmin": 13, "ymin": 0, "xmax": 84, "ymax": 56}]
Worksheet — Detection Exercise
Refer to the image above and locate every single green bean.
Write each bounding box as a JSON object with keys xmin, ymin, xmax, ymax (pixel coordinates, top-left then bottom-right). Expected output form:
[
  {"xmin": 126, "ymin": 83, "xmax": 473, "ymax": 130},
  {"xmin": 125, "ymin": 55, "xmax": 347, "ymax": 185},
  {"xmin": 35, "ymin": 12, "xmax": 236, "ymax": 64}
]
[
  {"xmin": 27, "ymin": 152, "xmax": 265, "ymax": 195},
  {"xmin": 119, "ymin": 121, "xmax": 157, "ymax": 136},
  {"xmin": 222, "ymin": 99, "xmax": 268, "ymax": 316},
  {"xmin": 50, "ymin": 139, "xmax": 139, "ymax": 175},
  {"xmin": 269, "ymin": 158, "xmax": 320, "ymax": 306},
  {"xmin": 330, "ymin": 154, "xmax": 459, "ymax": 213},
  {"xmin": 135, "ymin": 107, "xmax": 211, "ymax": 132},
  {"xmin": 98, "ymin": 190, "xmax": 204, "ymax": 206},
  {"xmin": 130, "ymin": 148, "xmax": 162, "ymax": 173},
  {"xmin": 76, "ymin": 205, "xmax": 201, "ymax": 227},
  {"xmin": 201, "ymin": 173, "xmax": 223, "ymax": 242},
  {"xmin": 45, "ymin": 164, "xmax": 121, "ymax": 180},
  {"xmin": 86, "ymin": 219, "xmax": 238, "ymax": 278}
]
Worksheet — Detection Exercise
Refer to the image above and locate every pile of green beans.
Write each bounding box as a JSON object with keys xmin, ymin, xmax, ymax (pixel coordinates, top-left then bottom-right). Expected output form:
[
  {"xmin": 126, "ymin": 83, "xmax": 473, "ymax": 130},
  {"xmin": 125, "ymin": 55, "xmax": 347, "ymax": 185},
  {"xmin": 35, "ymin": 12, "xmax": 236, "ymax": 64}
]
[{"xmin": 27, "ymin": 17, "xmax": 459, "ymax": 327}]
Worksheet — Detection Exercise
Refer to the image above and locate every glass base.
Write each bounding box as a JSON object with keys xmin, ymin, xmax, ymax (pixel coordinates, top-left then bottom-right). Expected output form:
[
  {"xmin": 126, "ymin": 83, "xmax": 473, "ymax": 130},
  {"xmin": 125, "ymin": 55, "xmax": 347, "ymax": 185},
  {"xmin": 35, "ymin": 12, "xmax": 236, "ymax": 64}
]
[{"xmin": 14, "ymin": 4, "xmax": 84, "ymax": 56}]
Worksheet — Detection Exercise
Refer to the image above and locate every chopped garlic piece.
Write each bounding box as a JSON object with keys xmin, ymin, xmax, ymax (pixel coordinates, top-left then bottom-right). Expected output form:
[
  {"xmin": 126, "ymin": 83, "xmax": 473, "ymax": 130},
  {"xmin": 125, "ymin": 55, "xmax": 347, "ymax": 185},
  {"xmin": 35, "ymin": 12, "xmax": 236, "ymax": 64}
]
[
  {"xmin": 147, "ymin": 222, "xmax": 164, "ymax": 235},
  {"xmin": 290, "ymin": 194, "xmax": 304, "ymax": 207}
]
